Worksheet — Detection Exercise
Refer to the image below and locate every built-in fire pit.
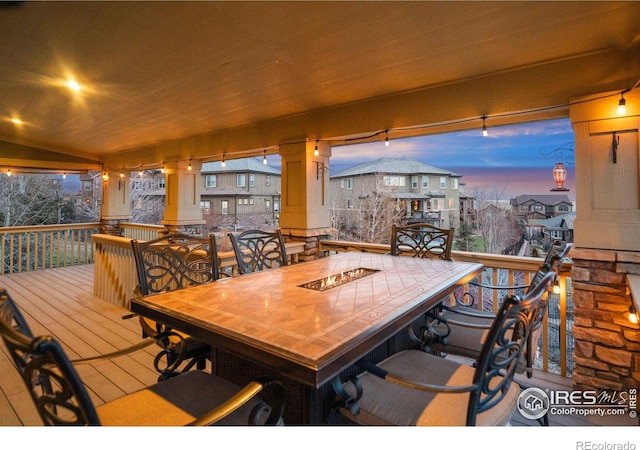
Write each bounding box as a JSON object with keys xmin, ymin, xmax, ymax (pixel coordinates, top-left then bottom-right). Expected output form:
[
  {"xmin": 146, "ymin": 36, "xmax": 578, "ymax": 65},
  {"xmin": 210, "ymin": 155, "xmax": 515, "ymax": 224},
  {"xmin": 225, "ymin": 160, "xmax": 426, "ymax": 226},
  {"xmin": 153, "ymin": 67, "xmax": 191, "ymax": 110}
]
[{"xmin": 298, "ymin": 267, "xmax": 380, "ymax": 291}]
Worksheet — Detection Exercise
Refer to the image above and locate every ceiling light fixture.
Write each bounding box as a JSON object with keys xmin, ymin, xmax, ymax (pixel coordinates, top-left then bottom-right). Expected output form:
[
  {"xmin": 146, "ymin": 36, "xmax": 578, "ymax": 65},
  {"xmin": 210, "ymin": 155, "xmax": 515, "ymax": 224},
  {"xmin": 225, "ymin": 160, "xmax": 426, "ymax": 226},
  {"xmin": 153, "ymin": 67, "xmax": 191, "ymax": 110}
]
[
  {"xmin": 481, "ymin": 115, "xmax": 488, "ymax": 137},
  {"xmin": 617, "ymin": 91, "xmax": 628, "ymax": 115}
]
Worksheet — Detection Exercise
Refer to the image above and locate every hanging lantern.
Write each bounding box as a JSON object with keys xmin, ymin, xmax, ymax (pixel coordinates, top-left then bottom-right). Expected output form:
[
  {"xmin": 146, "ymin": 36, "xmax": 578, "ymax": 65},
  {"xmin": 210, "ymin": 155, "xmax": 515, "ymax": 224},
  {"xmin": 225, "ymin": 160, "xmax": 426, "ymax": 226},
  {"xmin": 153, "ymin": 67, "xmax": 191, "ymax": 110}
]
[{"xmin": 551, "ymin": 162, "xmax": 569, "ymax": 192}]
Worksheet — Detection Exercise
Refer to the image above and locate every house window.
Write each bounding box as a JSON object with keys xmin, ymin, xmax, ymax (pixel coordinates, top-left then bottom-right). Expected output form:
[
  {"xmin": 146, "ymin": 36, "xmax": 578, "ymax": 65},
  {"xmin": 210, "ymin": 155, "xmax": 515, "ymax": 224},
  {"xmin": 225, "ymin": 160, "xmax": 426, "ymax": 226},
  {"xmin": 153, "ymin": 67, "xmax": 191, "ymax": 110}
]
[
  {"xmin": 221, "ymin": 200, "xmax": 228, "ymax": 215},
  {"xmin": 411, "ymin": 176, "xmax": 418, "ymax": 188},
  {"xmin": 422, "ymin": 176, "xmax": 429, "ymax": 188},
  {"xmin": 238, "ymin": 198, "xmax": 243, "ymax": 205},
  {"xmin": 205, "ymin": 174, "xmax": 217, "ymax": 188},
  {"xmin": 439, "ymin": 177, "xmax": 446, "ymax": 189},
  {"xmin": 274, "ymin": 200, "xmax": 279, "ymax": 212},
  {"xmin": 265, "ymin": 200, "xmax": 270, "ymax": 211},
  {"xmin": 534, "ymin": 205, "xmax": 544, "ymax": 212},
  {"xmin": 448, "ymin": 199, "xmax": 454, "ymax": 209},
  {"xmin": 347, "ymin": 198, "xmax": 353, "ymax": 209},
  {"xmin": 432, "ymin": 199, "xmax": 441, "ymax": 209},
  {"xmin": 265, "ymin": 176, "xmax": 271, "ymax": 186},
  {"xmin": 200, "ymin": 200, "xmax": 211, "ymax": 215},
  {"xmin": 249, "ymin": 174, "xmax": 255, "ymax": 187},
  {"xmin": 450, "ymin": 178, "xmax": 458, "ymax": 190},
  {"xmin": 520, "ymin": 205, "xmax": 529, "ymax": 211},
  {"xmin": 250, "ymin": 198, "xmax": 254, "ymax": 205},
  {"xmin": 551, "ymin": 230, "xmax": 562, "ymax": 239},
  {"xmin": 83, "ymin": 180, "xmax": 92, "ymax": 191},
  {"xmin": 559, "ymin": 205, "xmax": 569, "ymax": 211},
  {"xmin": 237, "ymin": 174, "xmax": 246, "ymax": 187},
  {"xmin": 340, "ymin": 179, "xmax": 344, "ymax": 188},
  {"xmin": 346, "ymin": 178, "xmax": 353, "ymax": 190},
  {"xmin": 133, "ymin": 181, "xmax": 143, "ymax": 190},
  {"xmin": 157, "ymin": 177, "xmax": 165, "ymax": 189},
  {"xmin": 383, "ymin": 176, "xmax": 405, "ymax": 186}
]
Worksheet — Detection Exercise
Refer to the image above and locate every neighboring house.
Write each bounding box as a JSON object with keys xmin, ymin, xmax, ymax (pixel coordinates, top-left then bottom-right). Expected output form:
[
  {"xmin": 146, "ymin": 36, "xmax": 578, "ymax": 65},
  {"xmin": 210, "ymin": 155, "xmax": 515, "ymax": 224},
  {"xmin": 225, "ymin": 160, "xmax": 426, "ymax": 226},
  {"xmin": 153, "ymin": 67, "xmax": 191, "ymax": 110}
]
[
  {"xmin": 533, "ymin": 212, "xmax": 576, "ymax": 244},
  {"xmin": 458, "ymin": 185, "xmax": 476, "ymax": 226},
  {"xmin": 510, "ymin": 194, "xmax": 573, "ymax": 220},
  {"xmin": 329, "ymin": 157, "xmax": 462, "ymax": 229},
  {"xmin": 128, "ymin": 158, "xmax": 282, "ymax": 232},
  {"xmin": 199, "ymin": 158, "xmax": 281, "ymax": 232}
]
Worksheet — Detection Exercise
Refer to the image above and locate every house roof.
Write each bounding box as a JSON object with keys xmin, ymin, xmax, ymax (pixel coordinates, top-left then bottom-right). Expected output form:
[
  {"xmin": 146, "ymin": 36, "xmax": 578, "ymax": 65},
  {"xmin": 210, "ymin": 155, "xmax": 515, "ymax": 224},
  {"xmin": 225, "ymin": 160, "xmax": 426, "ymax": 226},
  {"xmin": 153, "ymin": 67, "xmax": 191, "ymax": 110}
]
[
  {"xmin": 533, "ymin": 212, "xmax": 577, "ymax": 229},
  {"xmin": 201, "ymin": 158, "xmax": 281, "ymax": 175},
  {"xmin": 330, "ymin": 157, "xmax": 460, "ymax": 178},
  {"xmin": 510, "ymin": 194, "xmax": 573, "ymax": 206}
]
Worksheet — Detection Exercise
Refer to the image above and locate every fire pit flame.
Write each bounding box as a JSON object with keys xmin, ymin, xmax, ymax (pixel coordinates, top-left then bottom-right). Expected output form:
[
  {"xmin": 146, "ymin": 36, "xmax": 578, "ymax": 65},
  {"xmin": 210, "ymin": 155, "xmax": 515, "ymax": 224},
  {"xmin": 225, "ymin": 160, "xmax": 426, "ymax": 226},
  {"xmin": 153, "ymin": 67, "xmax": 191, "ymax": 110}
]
[{"xmin": 298, "ymin": 267, "xmax": 380, "ymax": 291}]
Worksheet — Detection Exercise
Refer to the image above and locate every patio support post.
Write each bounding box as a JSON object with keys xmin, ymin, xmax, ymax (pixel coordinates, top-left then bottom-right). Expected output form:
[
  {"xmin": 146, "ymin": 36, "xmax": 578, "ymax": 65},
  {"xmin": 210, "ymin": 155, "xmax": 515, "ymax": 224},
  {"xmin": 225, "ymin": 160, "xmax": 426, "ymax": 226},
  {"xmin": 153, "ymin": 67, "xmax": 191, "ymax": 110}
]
[
  {"xmin": 100, "ymin": 169, "xmax": 131, "ymax": 236},
  {"xmin": 279, "ymin": 140, "xmax": 334, "ymax": 261},
  {"xmin": 570, "ymin": 89, "xmax": 640, "ymax": 391},
  {"xmin": 160, "ymin": 159, "xmax": 206, "ymax": 235}
]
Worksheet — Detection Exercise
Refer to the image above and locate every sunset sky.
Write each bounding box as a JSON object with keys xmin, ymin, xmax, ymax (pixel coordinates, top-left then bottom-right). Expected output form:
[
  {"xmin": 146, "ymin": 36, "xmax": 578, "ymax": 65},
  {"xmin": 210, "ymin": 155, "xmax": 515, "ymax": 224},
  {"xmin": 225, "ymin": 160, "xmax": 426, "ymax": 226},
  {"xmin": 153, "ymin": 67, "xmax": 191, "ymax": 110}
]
[{"xmin": 330, "ymin": 118, "xmax": 576, "ymax": 201}]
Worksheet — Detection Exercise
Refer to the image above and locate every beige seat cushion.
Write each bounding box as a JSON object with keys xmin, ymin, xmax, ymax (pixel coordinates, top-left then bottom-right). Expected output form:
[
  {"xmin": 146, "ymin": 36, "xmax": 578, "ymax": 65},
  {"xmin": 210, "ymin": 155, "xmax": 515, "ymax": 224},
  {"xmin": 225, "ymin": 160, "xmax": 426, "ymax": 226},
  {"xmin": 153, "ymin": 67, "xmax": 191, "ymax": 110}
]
[
  {"xmin": 96, "ymin": 370, "xmax": 270, "ymax": 426},
  {"xmin": 341, "ymin": 350, "xmax": 519, "ymax": 426},
  {"xmin": 429, "ymin": 308, "xmax": 539, "ymax": 373}
]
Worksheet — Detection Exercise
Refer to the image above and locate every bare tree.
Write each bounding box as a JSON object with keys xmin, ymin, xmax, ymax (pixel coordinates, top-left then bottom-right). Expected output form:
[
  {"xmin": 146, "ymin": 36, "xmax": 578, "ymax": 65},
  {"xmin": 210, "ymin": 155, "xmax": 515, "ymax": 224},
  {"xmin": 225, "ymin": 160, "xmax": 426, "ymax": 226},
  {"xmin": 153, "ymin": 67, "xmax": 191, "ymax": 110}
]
[
  {"xmin": 472, "ymin": 186, "xmax": 522, "ymax": 255},
  {"xmin": 330, "ymin": 176, "xmax": 406, "ymax": 243},
  {"xmin": 129, "ymin": 171, "xmax": 165, "ymax": 224},
  {"xmin": 0, "ymin": 174, "xmax": 70, "ymax": 226}
]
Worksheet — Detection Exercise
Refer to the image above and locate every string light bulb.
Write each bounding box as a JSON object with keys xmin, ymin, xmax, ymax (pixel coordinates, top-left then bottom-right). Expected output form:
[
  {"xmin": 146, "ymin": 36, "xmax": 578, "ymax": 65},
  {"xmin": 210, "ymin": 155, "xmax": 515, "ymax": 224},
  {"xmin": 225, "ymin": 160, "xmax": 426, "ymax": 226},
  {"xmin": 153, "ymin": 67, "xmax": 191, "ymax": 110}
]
[
  {"xmin": 6, "ymin": 168, "xmax": 11, "ymax": 177},
  {"xmin": 188, "ymin": 159, "xmax": 192, "ymax": 171},
  {"xmin": 221, "ymin": 155, "xmax": 226, "ymax": 168},
  {"xmin": 617, "ymin": 92, "xmax": 627, "ymax": 115},
  {"xmin": 161, "ymin": 164, "xmax": 166, "ymax": 174},
  {"xmin": 120, "ymin": 169, "xmax": 124, "ymax": 178},
  {"xmin": 314, "ymin": 140, "xmax": 319, "ymax": 156},
  {"xmin": 102, "ymin": 171, "xmax": 109, "ymax": 181},
  {"xmin": 384, "ymin": 131, "xmax": 390, "ymax": 147},
  {"xmin": 481, "ymin": 115, "xmax": 488, "ymax": 137},
  {"xmin": 62, "ymin": 172, "xmax": 67, "ymax": 179},
  {"xmin": 263, "ymin": 150, "xmax": 268, "ymax": 165}
]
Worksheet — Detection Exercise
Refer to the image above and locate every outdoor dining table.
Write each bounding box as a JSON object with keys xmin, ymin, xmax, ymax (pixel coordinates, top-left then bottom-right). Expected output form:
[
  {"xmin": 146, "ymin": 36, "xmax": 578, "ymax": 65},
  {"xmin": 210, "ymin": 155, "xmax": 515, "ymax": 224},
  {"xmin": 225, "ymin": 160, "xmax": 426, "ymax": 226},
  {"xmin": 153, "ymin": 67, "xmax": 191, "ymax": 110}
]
[{"xmin": 130, "ymin": 251, "xmax": 483, "ymax": 424}]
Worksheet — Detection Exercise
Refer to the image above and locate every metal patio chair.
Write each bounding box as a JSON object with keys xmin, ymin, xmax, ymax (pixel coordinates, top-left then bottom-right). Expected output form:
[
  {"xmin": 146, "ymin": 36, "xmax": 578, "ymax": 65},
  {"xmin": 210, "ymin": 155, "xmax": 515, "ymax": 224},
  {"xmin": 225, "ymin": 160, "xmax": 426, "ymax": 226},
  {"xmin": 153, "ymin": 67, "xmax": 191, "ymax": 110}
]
[
  {"xmin": 228, "ymin": 229, "xmax": 288, "ymax": 274},
  {"xmin": 329, "ymin": 271, "xmax": 555, "ymax": 426},
  {"xmin": 390, "ymin": 223, "xmax": 455, "ymax": 260},
  {"xmin": 131, "ymin": 233, "xmax": 222, "ymax": 380},
  {"xmin": 0, "ymin": 288, "xmax": 285, "ymax": 426}
]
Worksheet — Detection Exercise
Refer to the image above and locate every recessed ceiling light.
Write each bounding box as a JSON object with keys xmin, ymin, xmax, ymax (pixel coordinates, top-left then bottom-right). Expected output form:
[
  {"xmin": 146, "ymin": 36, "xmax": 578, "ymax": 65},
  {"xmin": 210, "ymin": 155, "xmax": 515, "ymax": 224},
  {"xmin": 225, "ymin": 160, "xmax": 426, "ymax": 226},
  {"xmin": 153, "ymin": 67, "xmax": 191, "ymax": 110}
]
[{"xmin": 66, "ymin": 78, "xmax": 81, "ymax": 92}]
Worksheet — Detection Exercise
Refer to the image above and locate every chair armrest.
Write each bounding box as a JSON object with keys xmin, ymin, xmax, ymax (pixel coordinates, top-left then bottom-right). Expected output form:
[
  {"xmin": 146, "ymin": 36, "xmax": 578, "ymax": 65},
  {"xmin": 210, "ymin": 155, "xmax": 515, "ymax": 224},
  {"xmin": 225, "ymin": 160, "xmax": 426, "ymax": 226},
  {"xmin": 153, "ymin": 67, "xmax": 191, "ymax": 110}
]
[
  {"xmin": 188, "ymin": 378, "xmax": 285, "ymax": 426},
  {"xmin": 71, "ymin": 330, "xmax": 186, "ymax": 367},
  {"xmin": 469, "ymin": 280, "xmax": 529, "ymax": 290},
  {"xmin": 71, "ymin": 337, "xmax": 157, "ymax": 364},
  {"xmin": 439, "ymin": 304, "xmax": 497, "ymax": 319}
]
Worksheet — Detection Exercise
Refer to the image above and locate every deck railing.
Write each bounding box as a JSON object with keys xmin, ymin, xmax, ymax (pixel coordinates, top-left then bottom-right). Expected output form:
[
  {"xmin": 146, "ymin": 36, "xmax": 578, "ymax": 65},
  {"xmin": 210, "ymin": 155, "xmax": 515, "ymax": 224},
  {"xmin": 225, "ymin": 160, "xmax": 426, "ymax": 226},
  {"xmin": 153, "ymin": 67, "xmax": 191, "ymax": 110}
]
[
  {"xmin": 0, "ymin": 223, "xmax": 99, "ymax": 274},
  {"xmin": 319, "ymin": 239, "xmax": 574, "ymax": 377},
  {"xmin": 91, "ymin": 233, "xmax": 306, "ymax": 308}
]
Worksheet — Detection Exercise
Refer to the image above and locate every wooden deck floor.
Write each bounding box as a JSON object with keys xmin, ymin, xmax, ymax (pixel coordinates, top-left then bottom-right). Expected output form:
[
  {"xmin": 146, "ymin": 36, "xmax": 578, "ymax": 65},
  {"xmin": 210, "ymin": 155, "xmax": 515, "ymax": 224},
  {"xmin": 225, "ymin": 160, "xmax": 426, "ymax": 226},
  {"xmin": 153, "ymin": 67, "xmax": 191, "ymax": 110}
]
[{"xmin": 0, "ymin": 265, "xmax": 637, "ymax": 427}]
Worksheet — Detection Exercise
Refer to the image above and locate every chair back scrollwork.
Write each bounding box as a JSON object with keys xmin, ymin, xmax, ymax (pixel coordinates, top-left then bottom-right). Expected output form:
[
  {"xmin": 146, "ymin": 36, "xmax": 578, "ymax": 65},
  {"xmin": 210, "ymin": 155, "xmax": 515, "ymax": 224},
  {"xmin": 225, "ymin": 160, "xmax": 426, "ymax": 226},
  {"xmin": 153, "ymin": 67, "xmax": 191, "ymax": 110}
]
[{"xmin": 228, "ymin": 229, "xmax": 288, "ymax": 274}]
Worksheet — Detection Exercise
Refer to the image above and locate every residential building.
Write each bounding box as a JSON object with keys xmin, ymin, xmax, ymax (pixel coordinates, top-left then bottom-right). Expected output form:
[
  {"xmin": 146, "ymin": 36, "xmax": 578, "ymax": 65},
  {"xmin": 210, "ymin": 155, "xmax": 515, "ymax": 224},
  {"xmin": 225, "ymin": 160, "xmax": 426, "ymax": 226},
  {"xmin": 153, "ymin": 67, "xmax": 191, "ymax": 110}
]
[
  {"xmin": 510, "ymin": 194, "xmax": 573, "ymax": 221},
  {"xmin": 527, "ymin": 211, "xmax": 576, "ymax": 244},
  {"xmin": 199, "ymin": 158, "xmax": 281, "ymax": 232},
  {"xmin": 329, "ymin": 157, "xmax": 462, "ymax": 229}
]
